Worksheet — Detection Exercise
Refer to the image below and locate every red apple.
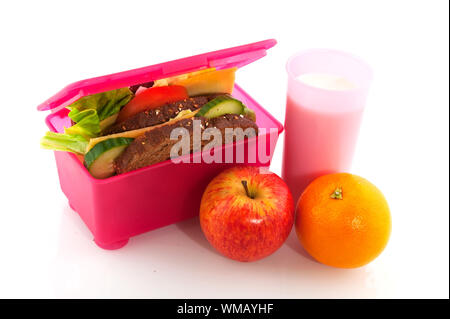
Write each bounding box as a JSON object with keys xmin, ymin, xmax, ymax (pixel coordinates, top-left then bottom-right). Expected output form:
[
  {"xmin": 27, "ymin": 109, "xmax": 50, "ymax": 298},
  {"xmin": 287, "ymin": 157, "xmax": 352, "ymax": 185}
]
[{"xmin": 199, "ymin": 166, "xmax": 294, "ymax": 262}]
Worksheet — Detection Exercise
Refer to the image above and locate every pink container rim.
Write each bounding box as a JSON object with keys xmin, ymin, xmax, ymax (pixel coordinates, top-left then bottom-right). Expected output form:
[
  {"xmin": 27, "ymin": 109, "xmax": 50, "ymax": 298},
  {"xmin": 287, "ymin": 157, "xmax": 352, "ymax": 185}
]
[{"xmin": 45, "ymin": 85, "xmax": 284, "ymax": 185}]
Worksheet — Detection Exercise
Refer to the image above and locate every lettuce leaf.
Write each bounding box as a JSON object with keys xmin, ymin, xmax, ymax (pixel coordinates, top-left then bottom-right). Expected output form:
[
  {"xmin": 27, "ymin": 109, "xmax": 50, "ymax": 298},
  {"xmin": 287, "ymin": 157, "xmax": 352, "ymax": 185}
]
[
  {"xmin": 40, "ymin": 87, "xmax": 133, "ymax": 154},
  {"xmin": 40, "ymin": 132, "xmax": 88, "ymax": 154},
  {"xmin": 69, "ymin": 87, "xmax": 133, "ymax": 121},
  {"xmin": 65, "ymin": 108, "xmax": 101, "ymax": 138}
]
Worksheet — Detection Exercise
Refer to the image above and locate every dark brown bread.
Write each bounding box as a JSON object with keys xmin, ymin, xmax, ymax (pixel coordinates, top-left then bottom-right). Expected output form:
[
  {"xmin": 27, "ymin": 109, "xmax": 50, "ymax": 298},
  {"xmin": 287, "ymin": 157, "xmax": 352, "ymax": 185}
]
[
  {"xmin": 102, "ymin": 96, "xmax": 210, "ymax": 135},
  {"xmin": 114, "ymin": 114, "xmax": 258, "ymax": 174},
  {"xmin": 129, "ymin": 81, "xmax": 154, "ymax": 94}
]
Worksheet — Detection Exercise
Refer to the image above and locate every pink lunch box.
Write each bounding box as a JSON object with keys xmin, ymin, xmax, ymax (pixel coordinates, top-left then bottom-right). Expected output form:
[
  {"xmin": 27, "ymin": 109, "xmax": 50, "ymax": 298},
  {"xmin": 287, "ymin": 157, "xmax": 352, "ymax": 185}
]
[{"xmin": 38, "ymin": 39, "xmax": 283, "ymax": 250}]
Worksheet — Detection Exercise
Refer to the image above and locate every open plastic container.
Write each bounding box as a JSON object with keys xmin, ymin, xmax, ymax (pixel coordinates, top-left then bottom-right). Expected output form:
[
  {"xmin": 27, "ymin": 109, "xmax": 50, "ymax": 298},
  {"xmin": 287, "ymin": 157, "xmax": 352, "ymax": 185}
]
[{"xmin": 38, "ymin": 39, "xmax": 283, "ymax": 249}]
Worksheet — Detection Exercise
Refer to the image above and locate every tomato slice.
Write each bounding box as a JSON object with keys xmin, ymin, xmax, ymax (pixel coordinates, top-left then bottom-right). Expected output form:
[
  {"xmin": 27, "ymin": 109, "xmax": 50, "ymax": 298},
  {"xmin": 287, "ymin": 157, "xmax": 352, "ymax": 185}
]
[{"xmin": 117, "ymin": 85, "xmax": 188, "ymax": 123}]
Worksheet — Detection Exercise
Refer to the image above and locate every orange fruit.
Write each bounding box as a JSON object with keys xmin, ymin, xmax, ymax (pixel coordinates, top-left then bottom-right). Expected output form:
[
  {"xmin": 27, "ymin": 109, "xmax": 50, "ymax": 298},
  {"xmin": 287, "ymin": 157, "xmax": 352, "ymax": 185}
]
[{"xmin": 295, "ymin": 173, "xmax": 391, "ymax": 268}]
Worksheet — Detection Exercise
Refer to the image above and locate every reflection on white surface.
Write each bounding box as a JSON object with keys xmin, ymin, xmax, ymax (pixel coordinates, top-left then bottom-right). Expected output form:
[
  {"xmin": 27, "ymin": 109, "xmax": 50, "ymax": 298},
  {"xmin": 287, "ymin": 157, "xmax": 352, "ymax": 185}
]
[{"xmin": 51, "ymin": 204, "xmax": 390, "ymax": 298}]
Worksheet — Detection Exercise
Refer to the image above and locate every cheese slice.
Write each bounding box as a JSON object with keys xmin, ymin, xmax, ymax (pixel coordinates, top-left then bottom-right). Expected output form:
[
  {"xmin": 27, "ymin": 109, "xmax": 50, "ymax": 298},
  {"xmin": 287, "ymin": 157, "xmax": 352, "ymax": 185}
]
[{"xmin": 153, "ymin": 67, "xmax": 216, "ymax": 87}]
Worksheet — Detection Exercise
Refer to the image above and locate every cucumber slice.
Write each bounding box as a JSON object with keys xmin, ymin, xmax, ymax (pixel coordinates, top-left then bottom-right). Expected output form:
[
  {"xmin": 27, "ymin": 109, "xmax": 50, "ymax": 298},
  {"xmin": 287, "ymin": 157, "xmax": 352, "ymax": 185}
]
[
  {"xmin": 84, "ymin": 137, "xmax": 134, "ymax": 179},
  {"xmin": 195, "ymin": 96, "xmax": 245, "ymax": 119},
  {"xmin": 243, "ymin": 107, "xmax": 256, "ymax": 122}
]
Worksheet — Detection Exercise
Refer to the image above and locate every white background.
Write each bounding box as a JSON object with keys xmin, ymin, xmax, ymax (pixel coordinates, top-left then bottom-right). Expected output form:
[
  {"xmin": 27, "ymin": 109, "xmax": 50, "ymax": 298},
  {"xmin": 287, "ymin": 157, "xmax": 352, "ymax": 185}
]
[{"xmin": 0, "ymin": 0, "xmax": 448, "ymax": 298}]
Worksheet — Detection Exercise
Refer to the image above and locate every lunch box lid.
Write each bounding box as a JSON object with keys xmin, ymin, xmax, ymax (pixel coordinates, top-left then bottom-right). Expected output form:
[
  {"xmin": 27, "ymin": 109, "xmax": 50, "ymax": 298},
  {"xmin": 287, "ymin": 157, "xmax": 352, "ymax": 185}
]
[{"xmin": 37, "ymin": 39, "xmax": 277, "ymax": 112}]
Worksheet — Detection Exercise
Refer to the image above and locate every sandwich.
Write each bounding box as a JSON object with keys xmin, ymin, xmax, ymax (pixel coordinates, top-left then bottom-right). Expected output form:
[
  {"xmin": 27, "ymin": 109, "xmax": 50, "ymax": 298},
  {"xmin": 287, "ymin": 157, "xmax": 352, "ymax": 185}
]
[{"xmin": 41, "ymin": 67, "xmax": 258, "ymax": 179}]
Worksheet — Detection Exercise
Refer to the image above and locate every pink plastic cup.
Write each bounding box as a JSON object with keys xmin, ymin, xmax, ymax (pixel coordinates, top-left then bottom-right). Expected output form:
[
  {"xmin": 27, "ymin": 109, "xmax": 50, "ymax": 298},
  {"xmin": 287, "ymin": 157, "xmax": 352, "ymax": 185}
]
[{"xmin": 282, "ymin": 49, "xmax": 373, "ymax": 203}]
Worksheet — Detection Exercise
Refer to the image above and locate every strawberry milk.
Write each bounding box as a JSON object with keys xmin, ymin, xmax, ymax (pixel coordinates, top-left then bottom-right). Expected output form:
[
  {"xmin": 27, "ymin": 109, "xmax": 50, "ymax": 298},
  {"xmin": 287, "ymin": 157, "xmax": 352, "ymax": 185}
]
[{"xmin": 282, "ymin": 50, "xmax": 373, "ymax": 203}]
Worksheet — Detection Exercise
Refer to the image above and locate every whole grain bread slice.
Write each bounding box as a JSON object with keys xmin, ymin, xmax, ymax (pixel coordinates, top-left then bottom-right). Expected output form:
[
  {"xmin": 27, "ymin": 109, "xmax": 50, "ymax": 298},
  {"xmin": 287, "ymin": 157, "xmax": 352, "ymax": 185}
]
[
  {"xmin": 114, "ymin": 114, "xmax": 258, "ymax": 174},
  {"xmin": 102, "ymin": 96, "xmax": 210, "ymax": 135}
]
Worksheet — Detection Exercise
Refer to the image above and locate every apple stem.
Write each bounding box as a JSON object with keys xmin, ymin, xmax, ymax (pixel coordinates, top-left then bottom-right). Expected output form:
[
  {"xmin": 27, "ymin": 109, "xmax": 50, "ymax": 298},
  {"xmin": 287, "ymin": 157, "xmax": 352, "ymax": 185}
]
[{"xmin": 241, "ymin": 180, "xmax": 253, "ymax": 199}]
